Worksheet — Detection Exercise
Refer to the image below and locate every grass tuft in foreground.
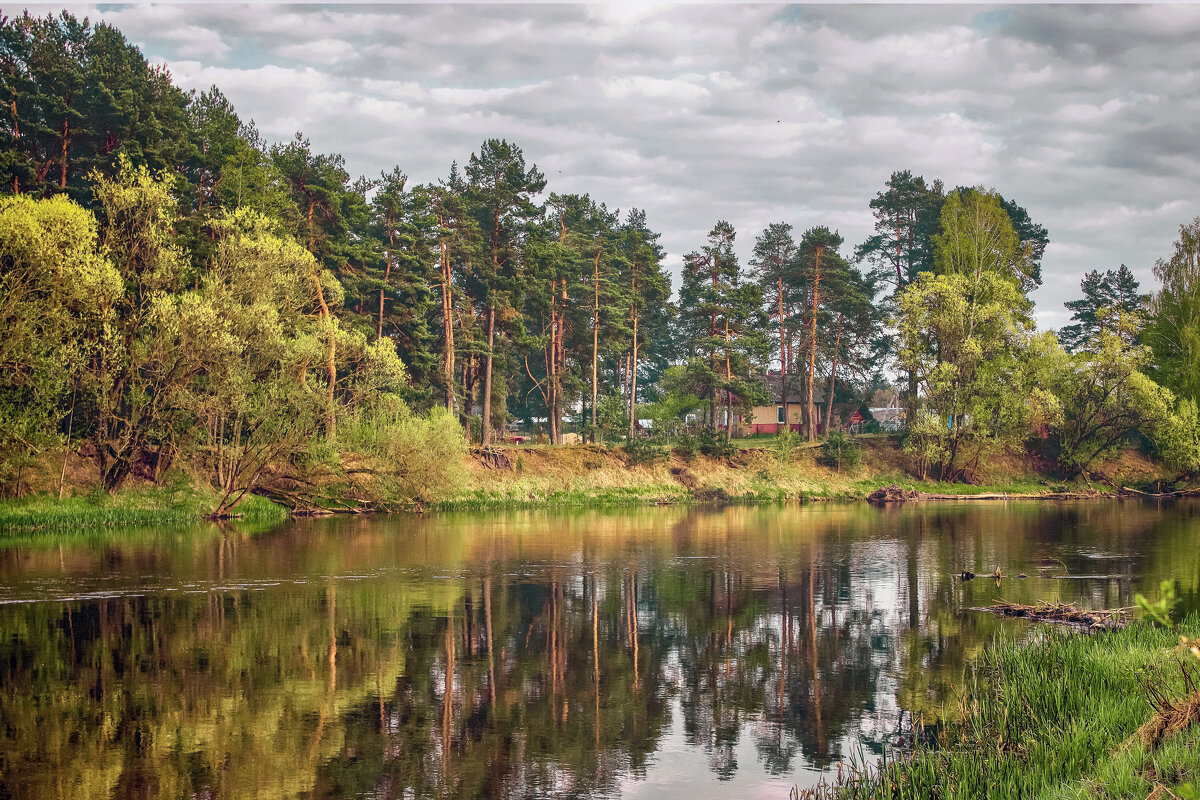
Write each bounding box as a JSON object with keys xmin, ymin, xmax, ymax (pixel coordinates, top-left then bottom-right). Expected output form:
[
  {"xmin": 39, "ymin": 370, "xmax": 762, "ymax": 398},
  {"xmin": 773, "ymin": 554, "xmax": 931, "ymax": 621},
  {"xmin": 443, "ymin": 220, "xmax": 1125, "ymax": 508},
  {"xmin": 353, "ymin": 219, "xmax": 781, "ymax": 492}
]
[{"xmin": 807, "ymin": 616, "xmax": 1200, "ymax": 800}]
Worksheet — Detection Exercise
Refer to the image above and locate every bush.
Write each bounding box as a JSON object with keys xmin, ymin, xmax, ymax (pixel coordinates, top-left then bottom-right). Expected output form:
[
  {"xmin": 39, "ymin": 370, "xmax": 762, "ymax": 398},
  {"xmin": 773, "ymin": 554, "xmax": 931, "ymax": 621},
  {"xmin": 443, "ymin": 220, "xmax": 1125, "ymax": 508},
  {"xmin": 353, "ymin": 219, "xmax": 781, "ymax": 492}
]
[
  {"xmin": 819, "ymin": 430, "xmax": 862, "ymax": 472},
  {"xmin": 337, "ymin": 404, "xmax": 468, "ymax": 505},
  {"xmin": 697, "ymin": 427, "xmax": 734, "ymax": 459},
  {"xmin": 622, "ymin": 435, "xmax": 666, "ymax": 467},
  {"xmin": 770, "ymin": 428, "xmax": 802, "ymax": 473},
  {"xmin": 673, "ymin": 431, "xmax": 699, "ymax": 460}
]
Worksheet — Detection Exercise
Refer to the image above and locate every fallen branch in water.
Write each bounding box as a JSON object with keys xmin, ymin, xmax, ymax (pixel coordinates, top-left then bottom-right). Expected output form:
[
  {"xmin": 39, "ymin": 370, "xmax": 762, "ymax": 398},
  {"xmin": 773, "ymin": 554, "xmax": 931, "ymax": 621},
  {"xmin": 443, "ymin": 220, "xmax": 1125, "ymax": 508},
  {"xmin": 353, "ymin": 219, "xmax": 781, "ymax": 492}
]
[
  {"xmin": 971, "ymin": 601, "xmax": 1131, "ymax": 630},
  {"xmin": 1121, "ymin": 485, "xmax": 1200, "ymax": 498}
]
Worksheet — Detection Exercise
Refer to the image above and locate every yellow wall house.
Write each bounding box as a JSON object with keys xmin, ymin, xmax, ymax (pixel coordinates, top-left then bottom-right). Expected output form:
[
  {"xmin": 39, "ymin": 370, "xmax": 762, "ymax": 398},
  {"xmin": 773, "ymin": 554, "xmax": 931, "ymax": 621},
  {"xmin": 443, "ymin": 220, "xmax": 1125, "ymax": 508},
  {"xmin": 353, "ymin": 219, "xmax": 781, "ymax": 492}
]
[{"xmin": 737, "ymin": 373, "xmax": 825, "ymax": 435}]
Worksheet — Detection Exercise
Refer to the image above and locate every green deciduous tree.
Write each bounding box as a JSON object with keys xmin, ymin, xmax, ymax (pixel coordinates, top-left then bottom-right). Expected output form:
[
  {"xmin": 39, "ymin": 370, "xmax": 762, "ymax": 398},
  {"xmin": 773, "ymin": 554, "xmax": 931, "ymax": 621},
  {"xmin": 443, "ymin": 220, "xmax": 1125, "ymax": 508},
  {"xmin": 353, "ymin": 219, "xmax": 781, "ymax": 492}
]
[
  {"xmin": 0, "ymin": 193, "xmax": 118, "ymax": 491},
  {"xmin": 1146, "ymin": 218, "xmax": 1200, "ymax": 406},
  {"xmin": 86, "ymin": 156, "xmax": 189, "ymax": 488},
  {"xmin": 1039, "ymin": 313, "xmax": 1174, "ymax": 479},
  {"xmin": 897, "ymin": 191, "xmax": 1036, "ymax": 481}
]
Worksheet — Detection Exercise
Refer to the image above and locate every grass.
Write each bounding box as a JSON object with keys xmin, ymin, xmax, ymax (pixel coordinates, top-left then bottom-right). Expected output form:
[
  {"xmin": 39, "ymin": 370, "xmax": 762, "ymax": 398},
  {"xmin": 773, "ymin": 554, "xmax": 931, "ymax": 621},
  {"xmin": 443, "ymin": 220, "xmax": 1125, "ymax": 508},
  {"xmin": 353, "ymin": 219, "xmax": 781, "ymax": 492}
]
[
  {"xmin": 0, "ymin": 479, "xmax": 290, "ymax": 533},
  {"xmin": 430, "ymin": 483, "xmax": 689, "ymax": 511},
  {"xmin": 812, "ymin": 616, "xmax": 1200, "ymax": 799},
  {"xmin": 452, "ymin": 439, "xmax": 1100, "ymax": 513},
  {"xmin": 849, "ymin": 475, "xmax": 1066, "ymax": 497}
]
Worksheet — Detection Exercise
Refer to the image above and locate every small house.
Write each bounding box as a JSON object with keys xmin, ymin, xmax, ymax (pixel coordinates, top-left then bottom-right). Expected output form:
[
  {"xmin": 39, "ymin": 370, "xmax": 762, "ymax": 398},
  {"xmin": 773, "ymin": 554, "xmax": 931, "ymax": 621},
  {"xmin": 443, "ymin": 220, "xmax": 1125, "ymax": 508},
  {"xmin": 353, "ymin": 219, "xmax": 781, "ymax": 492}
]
[{"xmin": 739, "ymin": 373, "xmax": 825, "ymax": 435}]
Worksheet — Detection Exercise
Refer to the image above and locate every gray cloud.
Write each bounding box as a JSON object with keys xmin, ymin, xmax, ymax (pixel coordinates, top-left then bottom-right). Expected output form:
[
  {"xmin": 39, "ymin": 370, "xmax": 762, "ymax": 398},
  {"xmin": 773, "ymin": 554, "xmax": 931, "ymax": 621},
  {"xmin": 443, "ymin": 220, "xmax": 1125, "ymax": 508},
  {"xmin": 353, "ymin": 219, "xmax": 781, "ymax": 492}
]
[{"xmin": 56, "ymin": 3, "xmax": 1200, "ymax": 329}]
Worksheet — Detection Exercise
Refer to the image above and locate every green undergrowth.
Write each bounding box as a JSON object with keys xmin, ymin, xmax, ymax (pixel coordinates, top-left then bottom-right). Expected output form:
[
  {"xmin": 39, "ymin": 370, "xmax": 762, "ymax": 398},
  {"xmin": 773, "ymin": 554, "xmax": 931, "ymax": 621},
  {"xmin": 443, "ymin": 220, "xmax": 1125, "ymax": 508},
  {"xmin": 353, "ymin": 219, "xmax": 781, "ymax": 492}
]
[
  {"xmin": 431, "ymin": 484, "xmax": 689, "ymax": 511},
  {"xmin": 849, "ymin": 476, "xmax": 1067, "ymax": 497},
  {"xmin": 817, "ymin": 616, "xmax": 1200, "ymax": 799},
  {"xmin": 0, "ymin": 478, "xmax": 289, "ymax": 533},
  {"xmin": 439, "ymin": 475, "xmax": 1085, "ymax": 513}
]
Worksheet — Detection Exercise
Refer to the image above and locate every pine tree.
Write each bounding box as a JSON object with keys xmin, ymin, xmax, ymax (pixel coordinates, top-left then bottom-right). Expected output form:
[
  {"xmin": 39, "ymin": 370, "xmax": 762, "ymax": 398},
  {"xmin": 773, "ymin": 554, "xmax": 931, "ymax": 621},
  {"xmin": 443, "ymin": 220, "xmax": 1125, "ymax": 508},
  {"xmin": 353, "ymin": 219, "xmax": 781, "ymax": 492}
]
[
  {"xmin": 430, "ymin": 164, "xmax": 483, "ymax": 414},
  {"xmin": 464, "ymin": 139, "xmax": 545, "ymax": 444},
  {"xmin": 795, "ymin": 226, "xmax": 855, "ymax": 440},
  {"xmin": 750, "ymin": 222, "xmax": 801, "ymax": 423},
  {"xmin": 619, "ymin": 208, "xmax": 671, "ymax": 440},
  {"xmin": 677, "ymin": 221, "xmax": 767, "ymax": 436},
  {"xmin": 1059, "ymin": 265, "xmax": 1147, "ymax": 353}
]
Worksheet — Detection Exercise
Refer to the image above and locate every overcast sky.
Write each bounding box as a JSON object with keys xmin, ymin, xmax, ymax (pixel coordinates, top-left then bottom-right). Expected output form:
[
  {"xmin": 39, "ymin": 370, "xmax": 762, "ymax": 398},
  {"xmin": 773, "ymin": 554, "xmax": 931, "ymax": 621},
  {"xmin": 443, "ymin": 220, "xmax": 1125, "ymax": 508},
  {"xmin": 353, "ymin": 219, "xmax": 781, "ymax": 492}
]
[{"xmin": 49, "ymin": 3, "xmax": 1200, "ymax": 327}]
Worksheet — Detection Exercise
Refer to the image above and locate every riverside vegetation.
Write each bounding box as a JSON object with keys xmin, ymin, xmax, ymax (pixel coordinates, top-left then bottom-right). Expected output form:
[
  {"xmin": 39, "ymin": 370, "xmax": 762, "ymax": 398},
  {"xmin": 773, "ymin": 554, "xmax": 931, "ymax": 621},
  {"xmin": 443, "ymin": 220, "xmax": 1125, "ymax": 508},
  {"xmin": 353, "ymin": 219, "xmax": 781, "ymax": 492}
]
[
  {"xmin": 803, "ymin": 587, "xmax": 1200, "ymax": 800},
  {"xmin": 3, "ymin": 10, "xmax": 1200, "ymax": 526}
]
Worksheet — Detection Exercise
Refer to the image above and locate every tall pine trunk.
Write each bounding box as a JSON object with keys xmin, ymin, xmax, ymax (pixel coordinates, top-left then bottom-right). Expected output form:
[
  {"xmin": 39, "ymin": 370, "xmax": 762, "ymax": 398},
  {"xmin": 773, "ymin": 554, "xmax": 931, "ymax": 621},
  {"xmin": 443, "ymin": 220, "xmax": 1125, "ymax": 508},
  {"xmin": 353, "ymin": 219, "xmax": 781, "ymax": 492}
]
[
  {"xmin": 378, "ymin": 212, "xmax": 394, "ymax": 339},
  {"xmin": 806, "ymin": 247, "xmax": 823, "ymax": 441},
  {"xmin": 440, "ymin": 230, "xmax": 456, "ymax": 411},
  {"xmin": 9, "ymin": 98, "xmax": 18, "ymax": 194},
  {"xmin": 824, "ymin": 314, "xmax": 842, "ymax": 434},
  {"xmin": 628, "ymin": 313, "xmax": 639, "ymax": 441},
  {"xmin": 778, "ymin": 276, "xmax": 788, "ymax": 432},
  {"xmin": 482, "ymin": 307, "xmax": 495, "ymax": 445},
  {"xmin": 59, "ymin": 116, "xmax": 69, "ymax": 189},
  {"xmin": 591, "ymin": 252, "xmax": 601, "ymax": 440},
  {"xmin": 312, "ymin": 274, "xmax": 337, "ymax": 440},
  {"xmin": 724, "ymin": 319, "xmax": 733, "ymax": 441}
]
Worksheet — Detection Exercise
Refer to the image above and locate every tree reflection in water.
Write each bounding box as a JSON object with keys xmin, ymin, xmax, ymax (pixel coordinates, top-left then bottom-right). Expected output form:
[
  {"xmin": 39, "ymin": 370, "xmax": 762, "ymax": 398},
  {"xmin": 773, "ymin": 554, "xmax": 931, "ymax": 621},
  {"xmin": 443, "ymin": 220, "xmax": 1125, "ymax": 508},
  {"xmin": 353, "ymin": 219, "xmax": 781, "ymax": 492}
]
[{"xmin": 0, "ymin": 500, "xmax": 1197, "ymax": 799}]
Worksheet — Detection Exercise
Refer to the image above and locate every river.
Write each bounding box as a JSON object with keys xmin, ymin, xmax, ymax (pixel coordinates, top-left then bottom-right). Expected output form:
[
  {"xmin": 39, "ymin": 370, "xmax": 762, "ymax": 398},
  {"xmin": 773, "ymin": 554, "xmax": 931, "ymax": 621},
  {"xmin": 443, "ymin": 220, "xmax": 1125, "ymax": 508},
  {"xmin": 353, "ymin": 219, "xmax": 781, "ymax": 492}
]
[{"xmin": 1, "ymin": 499, "xmax": 1198, "ymax": 799}]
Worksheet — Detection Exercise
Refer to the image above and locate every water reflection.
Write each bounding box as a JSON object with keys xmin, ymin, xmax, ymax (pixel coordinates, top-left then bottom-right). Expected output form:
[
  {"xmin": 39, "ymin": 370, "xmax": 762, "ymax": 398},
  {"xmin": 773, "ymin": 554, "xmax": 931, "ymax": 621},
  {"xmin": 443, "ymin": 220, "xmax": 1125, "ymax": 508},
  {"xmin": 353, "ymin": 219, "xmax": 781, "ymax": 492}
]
[{"xmin": 0, "ymin": 500, "xmax": 1198, "ymax": 799}]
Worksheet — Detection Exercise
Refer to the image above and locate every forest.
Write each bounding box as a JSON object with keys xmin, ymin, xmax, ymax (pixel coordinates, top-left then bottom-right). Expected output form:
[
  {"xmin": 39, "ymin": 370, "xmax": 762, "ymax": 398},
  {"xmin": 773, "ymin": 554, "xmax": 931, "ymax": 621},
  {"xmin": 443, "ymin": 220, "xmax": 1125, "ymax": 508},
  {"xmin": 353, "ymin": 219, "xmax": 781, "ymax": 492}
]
[{"xmin": 2, "ymin": 11, "xmax": 1200, "ymax": 515}]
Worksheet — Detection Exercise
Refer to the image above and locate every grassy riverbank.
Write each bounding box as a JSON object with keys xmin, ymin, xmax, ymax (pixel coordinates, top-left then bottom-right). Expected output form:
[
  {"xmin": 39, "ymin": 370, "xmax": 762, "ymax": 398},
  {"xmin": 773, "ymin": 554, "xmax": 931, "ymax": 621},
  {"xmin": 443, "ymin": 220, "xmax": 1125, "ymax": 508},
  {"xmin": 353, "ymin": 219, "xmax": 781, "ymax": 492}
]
[
  {"xmin": 0, "ymin": 481, "xmax": 289, "ymax": 532},
  {"xmin": 813, "ymin": 617, "xmax": 1200, "ymax": 799},
  {"xmin": 0, "ymin": 435, "xmax": 1174, "ymax": 528},
  {"xmin": 439, "ymin": 435, "xmax": 1166, "ymax": 511}
]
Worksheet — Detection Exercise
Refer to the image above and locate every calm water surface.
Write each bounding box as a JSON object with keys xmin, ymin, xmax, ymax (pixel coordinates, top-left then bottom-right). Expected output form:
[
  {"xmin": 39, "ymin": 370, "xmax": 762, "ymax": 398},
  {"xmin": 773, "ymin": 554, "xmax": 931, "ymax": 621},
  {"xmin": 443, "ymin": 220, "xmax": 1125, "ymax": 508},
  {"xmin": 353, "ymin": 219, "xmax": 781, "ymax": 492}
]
[{"xmin": 1, "ymin": 500, "xmax": 1199, "ymax": 799}]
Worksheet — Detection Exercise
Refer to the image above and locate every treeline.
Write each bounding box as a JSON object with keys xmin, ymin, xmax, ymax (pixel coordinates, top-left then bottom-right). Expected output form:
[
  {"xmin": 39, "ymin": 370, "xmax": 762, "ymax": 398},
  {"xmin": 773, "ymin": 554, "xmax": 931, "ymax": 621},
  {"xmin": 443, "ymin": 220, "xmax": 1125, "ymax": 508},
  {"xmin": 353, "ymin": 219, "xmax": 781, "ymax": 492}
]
[{"xmin": 2, "ymin": 10, "xmax": 1199, "ymax": 508}]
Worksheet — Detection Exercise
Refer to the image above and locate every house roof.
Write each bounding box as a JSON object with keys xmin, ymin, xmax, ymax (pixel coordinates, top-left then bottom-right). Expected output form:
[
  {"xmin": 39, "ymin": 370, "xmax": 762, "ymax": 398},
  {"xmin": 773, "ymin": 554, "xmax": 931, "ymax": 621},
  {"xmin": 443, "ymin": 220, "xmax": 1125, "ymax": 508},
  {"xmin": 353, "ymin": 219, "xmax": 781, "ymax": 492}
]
[
  {"xmin": 869, "ymin": 407, "xmax": 906, "ymax": 423},
  {"xmin": 759, "ymin": 372, "xmax": 825, "ymax": 405}
]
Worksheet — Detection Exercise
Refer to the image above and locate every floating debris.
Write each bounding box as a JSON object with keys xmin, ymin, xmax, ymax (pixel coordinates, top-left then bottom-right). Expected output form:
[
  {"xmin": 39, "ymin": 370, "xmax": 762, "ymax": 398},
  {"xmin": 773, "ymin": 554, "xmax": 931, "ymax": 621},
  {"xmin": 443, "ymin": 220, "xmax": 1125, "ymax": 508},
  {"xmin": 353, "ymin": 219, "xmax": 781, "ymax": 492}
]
[
  {"xmin": 867, "ymin": 484, "xmax": 923, "ymax": 503},
  {"xmin": 1051, "ymin": 574, "xmax": 1130, "ymax": 580},
  {"xmin": 971, "ymin": 601, "xmax": 1131, "ymax": 631}
]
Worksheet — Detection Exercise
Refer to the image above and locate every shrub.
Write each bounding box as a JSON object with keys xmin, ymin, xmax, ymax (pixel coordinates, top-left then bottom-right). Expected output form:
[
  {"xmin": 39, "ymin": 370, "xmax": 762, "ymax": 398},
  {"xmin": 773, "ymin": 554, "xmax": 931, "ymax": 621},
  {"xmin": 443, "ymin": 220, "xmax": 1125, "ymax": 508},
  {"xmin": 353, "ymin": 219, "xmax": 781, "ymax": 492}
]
[
  {"xmin": 623, "ymin": 435, "xmax": 666, "ymax": 467},
  {"xmin": 819, "ymin": 430, "xmax": 862, "ymax": 472},
  {"xmin": 697, "ymin": 427, "xmax": 734, "ymax": 459},
  {"xmin": 673, "ymin": 432, "xmax": 699, "ymax": 461},
  {"xmin": 337, "ymin": 403, "xmax": 468, "ymax": 505},
  {"xmin": 769, "ymin": 427, "xmax": 802, "ymax": 473}
]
